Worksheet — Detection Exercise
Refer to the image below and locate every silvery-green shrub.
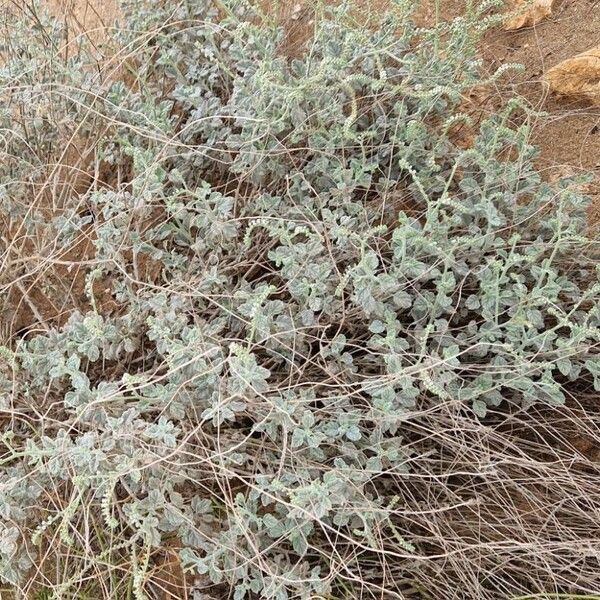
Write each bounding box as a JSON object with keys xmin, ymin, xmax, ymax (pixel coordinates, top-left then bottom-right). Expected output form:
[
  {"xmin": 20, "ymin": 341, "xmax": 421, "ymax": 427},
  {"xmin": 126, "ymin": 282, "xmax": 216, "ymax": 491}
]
[{"xmin": 1, "ymin": 0, "xmax": 599, "ymax": 598}]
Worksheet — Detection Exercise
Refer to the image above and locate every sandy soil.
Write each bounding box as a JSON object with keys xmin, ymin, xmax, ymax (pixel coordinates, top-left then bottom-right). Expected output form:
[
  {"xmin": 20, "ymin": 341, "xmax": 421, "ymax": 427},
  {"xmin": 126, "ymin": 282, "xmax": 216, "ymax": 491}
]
[
  {"xmin": 46, "ymin": 0, "xmax": 120, "ymax": 36},
  {"xmin": 414, "ymin": 0, "xmax": 600, "ymax": 217},
  {"xmin": 485, "ymin": 1, "xmax": 600, "ymax": 218}
]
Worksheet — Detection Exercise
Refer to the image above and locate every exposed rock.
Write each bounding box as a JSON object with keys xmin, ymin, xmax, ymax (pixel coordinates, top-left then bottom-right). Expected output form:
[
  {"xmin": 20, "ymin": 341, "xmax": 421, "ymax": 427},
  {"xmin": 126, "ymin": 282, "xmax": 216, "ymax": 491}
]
[
  {"xmin": 545, "ymin": 46, "xmax": 600, "ymax": 106},
  {"xmin": 504, "ymin": 0, "xmax": 554, "ymax": 30}
]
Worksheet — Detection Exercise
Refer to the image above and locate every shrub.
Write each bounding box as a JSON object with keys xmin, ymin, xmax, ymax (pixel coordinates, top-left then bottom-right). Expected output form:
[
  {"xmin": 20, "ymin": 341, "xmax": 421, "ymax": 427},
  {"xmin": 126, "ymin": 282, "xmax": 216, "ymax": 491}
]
[{"xmin": 1, "ymin": 1, "xmax": 600, "ymax": 598}]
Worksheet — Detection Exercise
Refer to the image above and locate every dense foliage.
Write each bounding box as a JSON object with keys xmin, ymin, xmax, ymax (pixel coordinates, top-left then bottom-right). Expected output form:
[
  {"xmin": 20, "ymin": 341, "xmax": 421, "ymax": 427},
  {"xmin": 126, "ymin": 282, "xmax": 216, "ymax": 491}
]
[{"xmin": 1, "ymin": 1, "xmax": 600, "ymax": 598}]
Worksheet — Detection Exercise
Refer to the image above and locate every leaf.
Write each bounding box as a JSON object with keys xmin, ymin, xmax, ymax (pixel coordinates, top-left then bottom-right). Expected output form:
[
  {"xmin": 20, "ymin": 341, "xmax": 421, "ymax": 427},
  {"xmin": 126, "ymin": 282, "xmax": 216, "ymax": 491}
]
[
  {"xmin": 504, "ymin": 0, "xmax": 554, "ymax": 30},
  {"xmin": 263, "ymin": 514, "xmax": 284, "ymax": 537},
  {"xmin": 234, "ymin": 585, "xmax": 248, "ymax": 600},
  {"xmin": 473, "ymin": 399, "xmax": 488, "ymax": 418},
  {"xmin": 586, "ymin": 358, "xmax": 600, "ymax": 391},
  {"xmin": 227, "ymin": 347, "xmax": 271, "ymax": 395},
  {"xmin": 290, "ymin": 530, "xmax": 308, "ymax": 555},
  {"xmin": 556, "ymin": 357, "xmax": 572, "ymax": 377},
  {"xmin": 345, "ymin": 425, "xmax": 362, "ymax": 442},
  {"xmin": 369, "ymin": 320, "xmax": 385, "ymax": 334},
  {"xmin": 465, "ymin": 295, "xmax": 480, "ymax": 310},
  {"xmin": 291, "ymin": 427, "xmax": 306, "ymax": 449}
]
